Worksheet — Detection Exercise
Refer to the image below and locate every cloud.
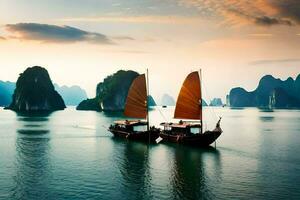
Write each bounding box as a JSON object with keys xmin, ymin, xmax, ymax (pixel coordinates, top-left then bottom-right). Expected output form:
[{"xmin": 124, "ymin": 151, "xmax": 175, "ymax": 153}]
[
  {"xmin": 60, "ymin": 15, "xmax": 203, "ymax": 24},
  {"xmin": 255, "ymin": 16, "xmax": 292, "ymax": 26},
  {"xmin": 179, "ymin": 0, "xmax": 300, "ymax": 26},
  {"xmin": 0, "ymin": 36, "xmax": 6, "ymax": 40},
  {"xmin": 5, "ymin": 23, "xmax": 114, "ymax": 44},
  {"xmin": 249, "ymin": 58, "xmax": 300, "ymax": 65},
  {"xmin": 112, "ymin": 36, "xmax": 135, "ymax": 41},
  {"xmin": 274, "ymin": 1, "xmax": 300, "ymax": 23},
  {"xmin": 114, "ymin": 50, "xmax": 149, "ymax": 54}
]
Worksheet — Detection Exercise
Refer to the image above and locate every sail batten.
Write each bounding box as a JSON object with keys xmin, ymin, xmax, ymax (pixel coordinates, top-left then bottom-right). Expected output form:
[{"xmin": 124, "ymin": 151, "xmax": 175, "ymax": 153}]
[
  {"xmin": 124, "ymin": 74, "xmax": 147, "ymax": 119},
  {"xmin": 174, "ymin": 71, "xmax": 202, "ymax": 120}
]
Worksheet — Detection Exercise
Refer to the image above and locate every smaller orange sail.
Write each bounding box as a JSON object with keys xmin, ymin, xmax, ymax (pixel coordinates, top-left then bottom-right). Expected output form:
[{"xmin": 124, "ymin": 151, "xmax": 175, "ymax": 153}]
[
  {"xmin": 124, "ymin": 74, "xmax": 147, "ymax": 119},
  {"xmin": 174, "ymin": 71, "xmax": 202, "ymax": 120}
]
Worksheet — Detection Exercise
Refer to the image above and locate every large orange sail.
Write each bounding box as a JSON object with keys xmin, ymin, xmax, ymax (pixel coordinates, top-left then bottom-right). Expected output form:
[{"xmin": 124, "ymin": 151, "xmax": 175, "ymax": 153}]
[
  {"xmin": 124, "ymin": 74, "xmax": 147, "ymax": 119},
  {"xmin": 174, "ymin": 71, "xmax": 202, "ymax": 120}
]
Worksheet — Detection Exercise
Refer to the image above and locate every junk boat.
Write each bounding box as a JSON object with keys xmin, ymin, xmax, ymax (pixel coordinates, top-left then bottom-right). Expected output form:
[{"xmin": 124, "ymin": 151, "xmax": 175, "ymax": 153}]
[
  {"xmin": 159, "ymin": 71, "xmax": 222, "ymax": 146},
  {"xmin": 109, "ymin": 71, "xmax": 160, "ymax": 143}
]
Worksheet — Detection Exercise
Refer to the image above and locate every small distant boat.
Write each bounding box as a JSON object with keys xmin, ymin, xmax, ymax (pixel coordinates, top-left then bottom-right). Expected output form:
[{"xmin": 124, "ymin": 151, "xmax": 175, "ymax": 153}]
[
  {"xmin": 159, "ymin": 70, "xmax": 222, "ymax": 147},
  {"xmin": 109, "ymin": 70, "xmax": 160, "ymax": 143}
]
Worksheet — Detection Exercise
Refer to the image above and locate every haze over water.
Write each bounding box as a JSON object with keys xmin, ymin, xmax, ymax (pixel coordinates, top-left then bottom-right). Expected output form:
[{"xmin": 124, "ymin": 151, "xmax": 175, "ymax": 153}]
[{"xmin": 0, "ymin": 107, "xmax": 300, "ymax": 200}]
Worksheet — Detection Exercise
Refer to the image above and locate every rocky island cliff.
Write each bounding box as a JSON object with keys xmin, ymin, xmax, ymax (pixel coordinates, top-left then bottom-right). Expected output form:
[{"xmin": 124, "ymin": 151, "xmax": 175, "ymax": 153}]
[
  {"xmin": 228, "ymin": 74, "xmax": 300, "ymax": 108},
  {"xmin": 0, "ymin": 81, "xmax": 86, "ymax": 106},
  {"xmin": 6, "ymin": 66, "xmax": 66, "ymax": 112},
  {"xmin": 77, "ymin": 70, "xmax": 140, "ymax": 111},
  {"xmin": 148, "ymin": 95, "xmax": 157, "ymax": 106}
]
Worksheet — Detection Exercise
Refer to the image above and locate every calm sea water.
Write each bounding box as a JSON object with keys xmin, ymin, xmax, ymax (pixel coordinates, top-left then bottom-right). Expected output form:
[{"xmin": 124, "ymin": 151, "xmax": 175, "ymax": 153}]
[{"xmin": 0, "ymin": 107, "xmax": 300, "ymax": 200}]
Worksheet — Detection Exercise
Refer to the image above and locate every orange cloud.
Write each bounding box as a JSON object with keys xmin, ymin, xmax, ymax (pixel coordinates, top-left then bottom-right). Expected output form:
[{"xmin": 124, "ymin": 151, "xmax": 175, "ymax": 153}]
[{"xmin": 179, "ymin": 0, "xmax": 299, "ymax": 26}]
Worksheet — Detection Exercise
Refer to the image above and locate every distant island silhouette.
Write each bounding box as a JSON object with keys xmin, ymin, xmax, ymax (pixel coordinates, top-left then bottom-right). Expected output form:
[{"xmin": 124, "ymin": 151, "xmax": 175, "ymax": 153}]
[
  {"xmin": 160, "ymin": 94, "xmax": 175, "ymax": 106},
  {"xmin": 0, "ymin": 81, "xmax": 15, "ymax": 107},
  {"xmin": 209, "ymin": 98, "xmax": 223, "ymax": 107},
  {"xmin": 228, "ymin": 74, "xmax": 300, "ymax": 108},
  {"xmin": 54, "ymin": 84, "xmax": 87, "ymax": 106}
]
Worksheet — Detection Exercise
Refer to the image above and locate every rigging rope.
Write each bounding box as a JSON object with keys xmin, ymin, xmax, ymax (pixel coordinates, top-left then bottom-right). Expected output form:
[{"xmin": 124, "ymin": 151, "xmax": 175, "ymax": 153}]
[
  {"xmin": 202, "ymin": 79, "xmax": 219, "ymax": 121},
  {"xmin": 157, "ymin": 106, "xmax": 168, "ymax": 122}
]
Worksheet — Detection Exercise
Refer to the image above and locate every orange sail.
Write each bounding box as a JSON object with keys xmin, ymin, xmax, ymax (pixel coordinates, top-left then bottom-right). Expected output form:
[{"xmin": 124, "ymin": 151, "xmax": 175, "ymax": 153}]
[
  {"xmin": 124, "ymin": 74, "xmax": 147, "ymax": 119},
  {"xmin": 174, "ymin": 71, "xmax": 202, "ymax": 120}
]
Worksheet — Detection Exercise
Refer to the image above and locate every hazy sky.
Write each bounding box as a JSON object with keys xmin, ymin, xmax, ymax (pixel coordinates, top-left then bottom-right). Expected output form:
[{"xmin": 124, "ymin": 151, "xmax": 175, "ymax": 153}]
[{"xmin": 0, "ymin": 0, "xmax": 299, "ymax": 102}]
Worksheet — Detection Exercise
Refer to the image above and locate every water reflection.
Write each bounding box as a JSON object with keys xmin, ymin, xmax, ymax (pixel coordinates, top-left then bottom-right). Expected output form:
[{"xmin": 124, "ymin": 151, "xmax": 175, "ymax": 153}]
[
  {"xmin": 17, "ymin": 130, "xmax": 50, "ymax": 135},
  {"xmin": 1, "ymin": 107, "xmax": 300, "ymax": 199},
  {"xmin": 259, "ymin": 108, "xmax": 274, "ymax": 113},
  {"xmin": 102, "ymin": 111, "xmax": 124, "ymax": 118},
  {"xmin": 255, "ymin": 110, "xmax": 300, "ymax": 198},
  {"xmin": 170, "ymin": 145, "xmax": 221, "ymax": 200},
  {"xmin": 12, "ymin": 137, "xmax": 51, "ymax": 199},
  {"xmin": 259, "ymin": 116, "xmax": 274, "ymax": 122},
  {"xmin": 15, "ymin": 112, "xmax": 51, "ymax": 136},
  {"xmin": 16, "ymin": 112, "xmax": 52, "ymax": 122},
  {"xmin": 11, "ymin": 114, "xmax": 52, "ymax": 199},
  {"xmin": 114, "ymin": 139, "xmax": 150, "ymax": 199},
  {"xmin": 230, "ymin": 107, "xmax": 245, "ymax": 110}
]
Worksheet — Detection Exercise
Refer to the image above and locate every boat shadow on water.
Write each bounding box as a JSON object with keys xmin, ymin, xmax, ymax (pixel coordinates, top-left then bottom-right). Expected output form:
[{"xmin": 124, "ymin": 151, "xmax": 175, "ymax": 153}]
[
  {"xmin": 169, "ymin": 144, "xmax": 222, "ymax": 200},
  {"xmin": 111, "ymin": 136, "xmax": 222, "ymax": 200},
  {"xmin": 162, "ymin": 141, "xmax": 221, "ymax": 153},
  {"xmin": 110, "ymin": 137, "xmax": 152, "ymax": 199},
  {"xmin": 102, "ymin": 110, "xmax": 124, "ymax": 118}
]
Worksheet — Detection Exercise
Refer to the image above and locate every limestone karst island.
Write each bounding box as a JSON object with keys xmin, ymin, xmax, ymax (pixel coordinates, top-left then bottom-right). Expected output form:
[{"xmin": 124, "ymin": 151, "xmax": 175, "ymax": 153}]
[{"xmin": 1, "ymin": 0, "xmax": 300, "ymax": 199}]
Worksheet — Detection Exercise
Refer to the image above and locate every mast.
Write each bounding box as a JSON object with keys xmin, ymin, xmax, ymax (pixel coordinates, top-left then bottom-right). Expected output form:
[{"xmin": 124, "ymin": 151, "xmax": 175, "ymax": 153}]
[
  {"xmin": 146, "ymin": 68, "xmax": 150, "ymax": 132},
  {"xmin": 199, "ymin": 69, "xmax": 203, "ymax": 134},
  {"xmin": 146, "ymin": 68, "xmax": 150, "ymax": 144}
]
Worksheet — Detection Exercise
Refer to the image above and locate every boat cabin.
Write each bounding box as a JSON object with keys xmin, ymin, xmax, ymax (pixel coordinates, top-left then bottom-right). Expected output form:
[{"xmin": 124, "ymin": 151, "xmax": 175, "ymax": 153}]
[
  {"xmin": 160, "ymin": 120, "xmax": 203, "ymax": 136},
  {"xmin": 112, "ymin": 120, "xmax": 148, "ymax": 132}
]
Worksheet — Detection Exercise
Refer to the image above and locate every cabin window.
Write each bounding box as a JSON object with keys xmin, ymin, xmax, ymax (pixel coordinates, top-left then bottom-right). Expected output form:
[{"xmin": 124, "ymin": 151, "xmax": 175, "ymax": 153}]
[
  {"xmin": 164, "ymin": 126, "xmax": 172, "ymax": 131},
  {"xmin": 133, "ymin": 125, "xmax": 147, "ymax": 132},
  {"xmin": 190, "ymin": 127, "xmax": 201, "ymax": 134},
  {"xmin": 171, "ymin": 127, "xmax": 188, "ymax": 135}
]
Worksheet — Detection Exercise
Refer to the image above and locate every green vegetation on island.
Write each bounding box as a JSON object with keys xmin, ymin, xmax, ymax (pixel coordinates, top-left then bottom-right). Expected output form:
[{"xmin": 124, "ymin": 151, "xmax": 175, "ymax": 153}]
[
  {"xmin": 6, "ymin": 66, "xmax": 66, "ymax": 112},
  {"xmin": 77, "ymin": 70, "xmax": 140, "ymax": 111}
]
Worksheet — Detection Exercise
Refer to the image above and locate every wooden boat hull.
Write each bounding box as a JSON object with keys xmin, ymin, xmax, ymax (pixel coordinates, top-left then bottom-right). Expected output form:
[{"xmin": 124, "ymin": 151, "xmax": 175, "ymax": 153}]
[
  {"xmin": 159, "ymin": 130, "xmax": 222, "ymax": 147},
  {"xmin": 109, "ymin": 128, "xmax": 160, "ymax": 143}
]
